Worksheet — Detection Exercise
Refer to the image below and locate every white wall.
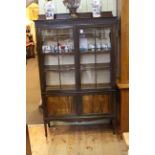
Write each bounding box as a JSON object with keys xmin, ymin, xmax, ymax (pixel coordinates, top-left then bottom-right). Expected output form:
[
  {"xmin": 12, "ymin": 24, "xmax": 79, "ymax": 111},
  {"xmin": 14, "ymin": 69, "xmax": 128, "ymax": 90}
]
[{"xmin": 38, "ymin": 0, "xmax": 117, "ymax": 16}]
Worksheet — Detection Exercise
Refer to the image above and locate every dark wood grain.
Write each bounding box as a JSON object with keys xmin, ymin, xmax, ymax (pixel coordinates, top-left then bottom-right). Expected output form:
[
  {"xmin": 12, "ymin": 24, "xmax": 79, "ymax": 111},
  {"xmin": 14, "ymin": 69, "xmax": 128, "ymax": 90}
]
[
  {"xmin": 117, "ymin": 0, "xmax": 129, "ymax": 133},
  {"xmin": 35, "ymin": 12, "xmax": 119, "ymax": 136}
]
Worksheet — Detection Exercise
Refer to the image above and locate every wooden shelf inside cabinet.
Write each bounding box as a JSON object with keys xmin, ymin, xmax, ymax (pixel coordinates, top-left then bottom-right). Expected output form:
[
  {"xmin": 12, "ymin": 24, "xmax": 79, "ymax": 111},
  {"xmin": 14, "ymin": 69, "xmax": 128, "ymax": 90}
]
[
  {"xmin": 80, "ymin": 50, "xmax": 111, "ymax": 54},
  {"xmin": 35, "ymin": 14, "xmax": 118, "ymax": 137},
  {"xmin": 81, "ymin": 63, "xmax": 111, "ymax": 70},
  {"xmin": 45, "ymin": 87, "xmax": 117, "ymax": 95},
  {"xmin": 44, "ymin": 65, "xmax": 75, "ymax": 71},
  {"xmin": 42, "ymin": 51, "xmax": 75, "ymax": 55},
  {"xmin": 81, "ymin": 83, "xmax": 111, "ymax": 89},
  {"xmin": 46, "ymin": 85, "xmax": 76, "ymax": 91},
  {"xmin": 42, "ymin": 50, "xmax": 110, "ymax": 55},
  {"xmin": 44, "ymin": 63, "xmax": 111, "ymax": 71},
  {"xmin": 46, "ymin": 84, "xmax": 112, "ymax": 90},
  {"xmin": 43, "ymin": 34, "xmax": 73, "ymax": 38}
]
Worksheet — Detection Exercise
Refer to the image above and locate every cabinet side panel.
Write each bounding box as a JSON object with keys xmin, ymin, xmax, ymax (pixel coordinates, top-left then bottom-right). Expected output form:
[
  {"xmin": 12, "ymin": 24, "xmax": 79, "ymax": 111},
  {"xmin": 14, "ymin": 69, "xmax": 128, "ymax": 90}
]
[{"xmin": 120, "ymin": 89, "xmax": 129, "ymax": 132}]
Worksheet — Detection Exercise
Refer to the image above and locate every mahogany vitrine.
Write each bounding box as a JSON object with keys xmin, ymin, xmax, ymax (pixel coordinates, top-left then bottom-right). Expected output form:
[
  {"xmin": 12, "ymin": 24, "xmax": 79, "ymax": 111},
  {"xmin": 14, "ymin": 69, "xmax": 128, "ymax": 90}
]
[{"xmin": 35, "ymin": 12, "xmax": 119, "ymax": 137}]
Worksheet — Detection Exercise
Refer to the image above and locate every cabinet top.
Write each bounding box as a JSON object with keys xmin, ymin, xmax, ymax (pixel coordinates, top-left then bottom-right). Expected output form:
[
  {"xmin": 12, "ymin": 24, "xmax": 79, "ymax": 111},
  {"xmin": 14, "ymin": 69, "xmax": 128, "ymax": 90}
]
[
  {"xmin": 34, "ymin": 12, "xmax": 117, "ymax": 27},
  {"xmin": 35, "ymin": 12, "xmax": 117, "ymax": 22}
]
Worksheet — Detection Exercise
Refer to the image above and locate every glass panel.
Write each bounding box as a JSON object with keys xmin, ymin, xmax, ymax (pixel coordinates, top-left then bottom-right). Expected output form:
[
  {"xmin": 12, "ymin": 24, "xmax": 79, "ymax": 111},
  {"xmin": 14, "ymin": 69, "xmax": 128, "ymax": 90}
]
[
  {"xmin": 81, "ymin": 54, "xmax": 95, "ymax": 64},
  {"xmin": 96, "ymin": 28, "xmax": 112, "ymax": 51},
  {"xmin": 60, "ymin": 70, "xmax": 75, "ymax": 89},
  {"xmin": 81, "ymin": 52, "xmax": 110, "ymax": 64},
  {"xmin": 81, "ymin": 69, "xmax": 96, "ymax": 89},
  {"xmin": 59, "ymin": 55, "xmax": 74, "ymax": 65},
  {"xmin": 47, "ymin": 96, "xmax": 76, "ymax": 116},
  {"xmin": 79, "ymin": 27, "xmax": 112, "ymax": 89},
  {"xmin": 96, "ymin": 53, "xmax": 110, "ymax": 63},
  {"xmin": 82, "ymin": 94, "xmax": 112, "ymax": 114},
  {"xmin": 44, "ymin": 55, "xmax": 75, "ymax": 66},
  {"xmin": 79, "ymin": 27, "xmax": 111, "ymax": 53},
  {"xmin": 42, "ymin": 29, "xmax": 57, "ymax": 41},
  {"xmin": 44, "ymin": 55, "xmax": 58, "ymax": 66},
  {"xmin": 81, "ymin": 68, "xmax": 111, "ymax": 89},
  {"xmin": 46, "ymin": 71, "xmax": 60, "ymax": 89},
  {"xmin": 42, "ymin": 28, "xmax": 76, "ymax": 90},
  {"xmin": 42, "ymin": 29, "xmax": 57, "ymax": 54},
  {"xmin": 41, "ymin": 28, "xmax": 74, "ymax": 54},
  {"xmin": 79, "ymin": 28, "xmax": 95, "ymax": 53},
  {"xmin": 46, "ymin": 70, "xmax": 75, "ymax": 90},
  {"xmin": 57, "ymin": 29, "xmax": 74, "ymax": 54},
  {"xmin": 96, "ymin": 69, "xmax": 111, "ymax": 88}
]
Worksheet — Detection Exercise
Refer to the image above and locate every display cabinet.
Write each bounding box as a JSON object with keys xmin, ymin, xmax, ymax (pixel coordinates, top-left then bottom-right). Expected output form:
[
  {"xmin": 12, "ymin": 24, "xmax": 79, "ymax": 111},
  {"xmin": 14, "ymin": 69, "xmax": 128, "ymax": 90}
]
[{"xmin": 35, "ymin": 12, "xmax": 118, "ymax": 137}]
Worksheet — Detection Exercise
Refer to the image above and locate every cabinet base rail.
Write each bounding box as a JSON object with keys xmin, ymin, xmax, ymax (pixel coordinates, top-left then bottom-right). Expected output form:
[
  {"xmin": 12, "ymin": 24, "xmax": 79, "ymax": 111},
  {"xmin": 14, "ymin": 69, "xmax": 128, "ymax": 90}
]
[{"xmin": 43, "ymin": 115, "xmax": 117, "ymax": 137}]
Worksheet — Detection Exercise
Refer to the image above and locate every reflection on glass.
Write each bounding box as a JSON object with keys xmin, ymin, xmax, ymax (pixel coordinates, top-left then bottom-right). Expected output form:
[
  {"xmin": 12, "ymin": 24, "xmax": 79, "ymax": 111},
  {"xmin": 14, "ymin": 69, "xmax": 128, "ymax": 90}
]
[
  {"xmin": 96, "ymin": 53, "xmax": 110, "ymax": 63},
  {"xmin": 44, "ymin": 55, "xmax": 75, "ymax": 66},
  {"xmin": 58, "ymin": 29, "xmax": 74, "ymax": 54},
  {"xmin": 42, "ymin": 28, "xmax": 74, "ymax": 54},
  {"xmin": 80, "ymin": 68, "xmax": 111, "ymax": 89},
  {"xmin": 97, "ymin": 69, "xmax": 111, "ymax": 87},
  {"xmin": 44, "ymin": 55, "xmax": 58, "ymax": 66},
  {"xmin": 46, "ymin": 71, "xmax": 60, "ymax": 89},
  {"xmin": 79, "ymin": 27, "xmax": 112, "ymax": 89},
  {"xmin": 59, "ymin": 55, "xmax": 74, "ymax": 65},
  {"xmin": 81, "ymin": 54, "xmax": 95, "ymax": 64},
  {"xmin": 79, "ymin": 28, "xmax": 111, "ymax": 53},
  {"xmin": 79, "ymin": 29, "xmax": 88, "ymax": 52},
  {"xmin": 60, "ymin": 70, "xmax": 75, "ymax": 89},
  {"xmin": 80, "ymin": 53, "xmax": 110, "ymax": 64},
  {"xmin": 81, "ymin": 69, "xmax": 95, "ymax": 89},
  {"xmin": 46, "ymin": 70, "xmax": 76, "ymax": 90},
  {"xmin": 96, "ymin": 28, "xmax": 111, "ymax": 51}
]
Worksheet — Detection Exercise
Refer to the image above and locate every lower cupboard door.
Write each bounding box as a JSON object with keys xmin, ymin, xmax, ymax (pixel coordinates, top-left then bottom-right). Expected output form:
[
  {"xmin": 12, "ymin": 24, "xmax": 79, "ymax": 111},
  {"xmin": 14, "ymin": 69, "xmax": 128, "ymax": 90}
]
[
  {"xmin": 47, "ymin": 96, "xmax": 76, "ymax": 116},
  {"xmin": 82, "ymin": 94, "xmax": 114, "ymax": 114}
]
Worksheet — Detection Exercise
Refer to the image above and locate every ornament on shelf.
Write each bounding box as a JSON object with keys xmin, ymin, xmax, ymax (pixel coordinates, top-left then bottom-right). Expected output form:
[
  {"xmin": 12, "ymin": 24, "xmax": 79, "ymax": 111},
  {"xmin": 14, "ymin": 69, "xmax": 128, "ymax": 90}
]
[
  {"xmin": 44, "ymin": 0, "xmax": 55, "ymax": 20},
  {"xmin": 63, "ymin": 0, "xmax": 81, "ymax": 18},
  {"xmin": 92, "ymin": 0, "xmax": 102, "ymax": 18}
]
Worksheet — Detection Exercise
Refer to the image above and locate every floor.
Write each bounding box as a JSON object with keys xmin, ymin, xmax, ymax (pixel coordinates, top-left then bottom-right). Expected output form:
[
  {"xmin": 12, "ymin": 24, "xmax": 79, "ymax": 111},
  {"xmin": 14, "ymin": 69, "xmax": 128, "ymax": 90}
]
[
  {"xmin": 27, "ymin": 57, "xmax": 128, "ymax": 155},
  {"xmin": 26, "ymin": 57, "xmax": 43, "ymax": 124},
  {"xmin": 28, "ymin": 124, "xmax": 128, "ymax": 155},
  {"xmin": 123, "ymin": 132, "xmax": 129, "ymax": 148}
]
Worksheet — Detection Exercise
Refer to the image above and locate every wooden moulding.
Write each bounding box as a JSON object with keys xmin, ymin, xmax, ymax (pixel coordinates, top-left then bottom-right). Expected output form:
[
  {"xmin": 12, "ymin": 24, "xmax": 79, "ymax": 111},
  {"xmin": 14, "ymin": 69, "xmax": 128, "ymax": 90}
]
[
  {"xmin": 120, "ymin": 89, "xmax": 129, "ymax": 132},
  {"xmin": 116, "ymin": 82, "xmax": 129, "ymax": 133},
  {"xmin": 38, "ymin": 11, "xmax": 113, "ymax": 20},
  {"xmin": 116, "ymin": 82, "xmax": 129, "ymax": 89}
]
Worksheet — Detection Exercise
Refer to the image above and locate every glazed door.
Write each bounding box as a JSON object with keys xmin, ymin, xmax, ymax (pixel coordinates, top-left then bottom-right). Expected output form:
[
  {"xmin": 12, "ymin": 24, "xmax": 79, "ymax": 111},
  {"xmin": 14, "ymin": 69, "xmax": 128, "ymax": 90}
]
[
  {"xmin": 77, "ymin": 26, "xmax": 114, "ymax": 90},
  {"xmin": 76, "ymin": 25, "xmax": 116, "ymax": 115},
  {"xmin": 40, "ymin": 27, "xmax": 76, "ymax": 91},
  {"xmin": 39, "ymin": 26, "xmax": 79, "ymax": 116}
]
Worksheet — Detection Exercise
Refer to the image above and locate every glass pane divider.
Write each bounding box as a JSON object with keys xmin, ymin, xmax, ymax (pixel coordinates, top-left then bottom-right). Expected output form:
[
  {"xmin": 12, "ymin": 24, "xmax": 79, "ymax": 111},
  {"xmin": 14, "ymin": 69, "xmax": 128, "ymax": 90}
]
[
  {"xmin": 94, "ymin": 29, "xmax": 97, "ymax": 88},
  {"xmin": 56, "ymin": 29, "xmax": 62, "ymax": 89}
]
